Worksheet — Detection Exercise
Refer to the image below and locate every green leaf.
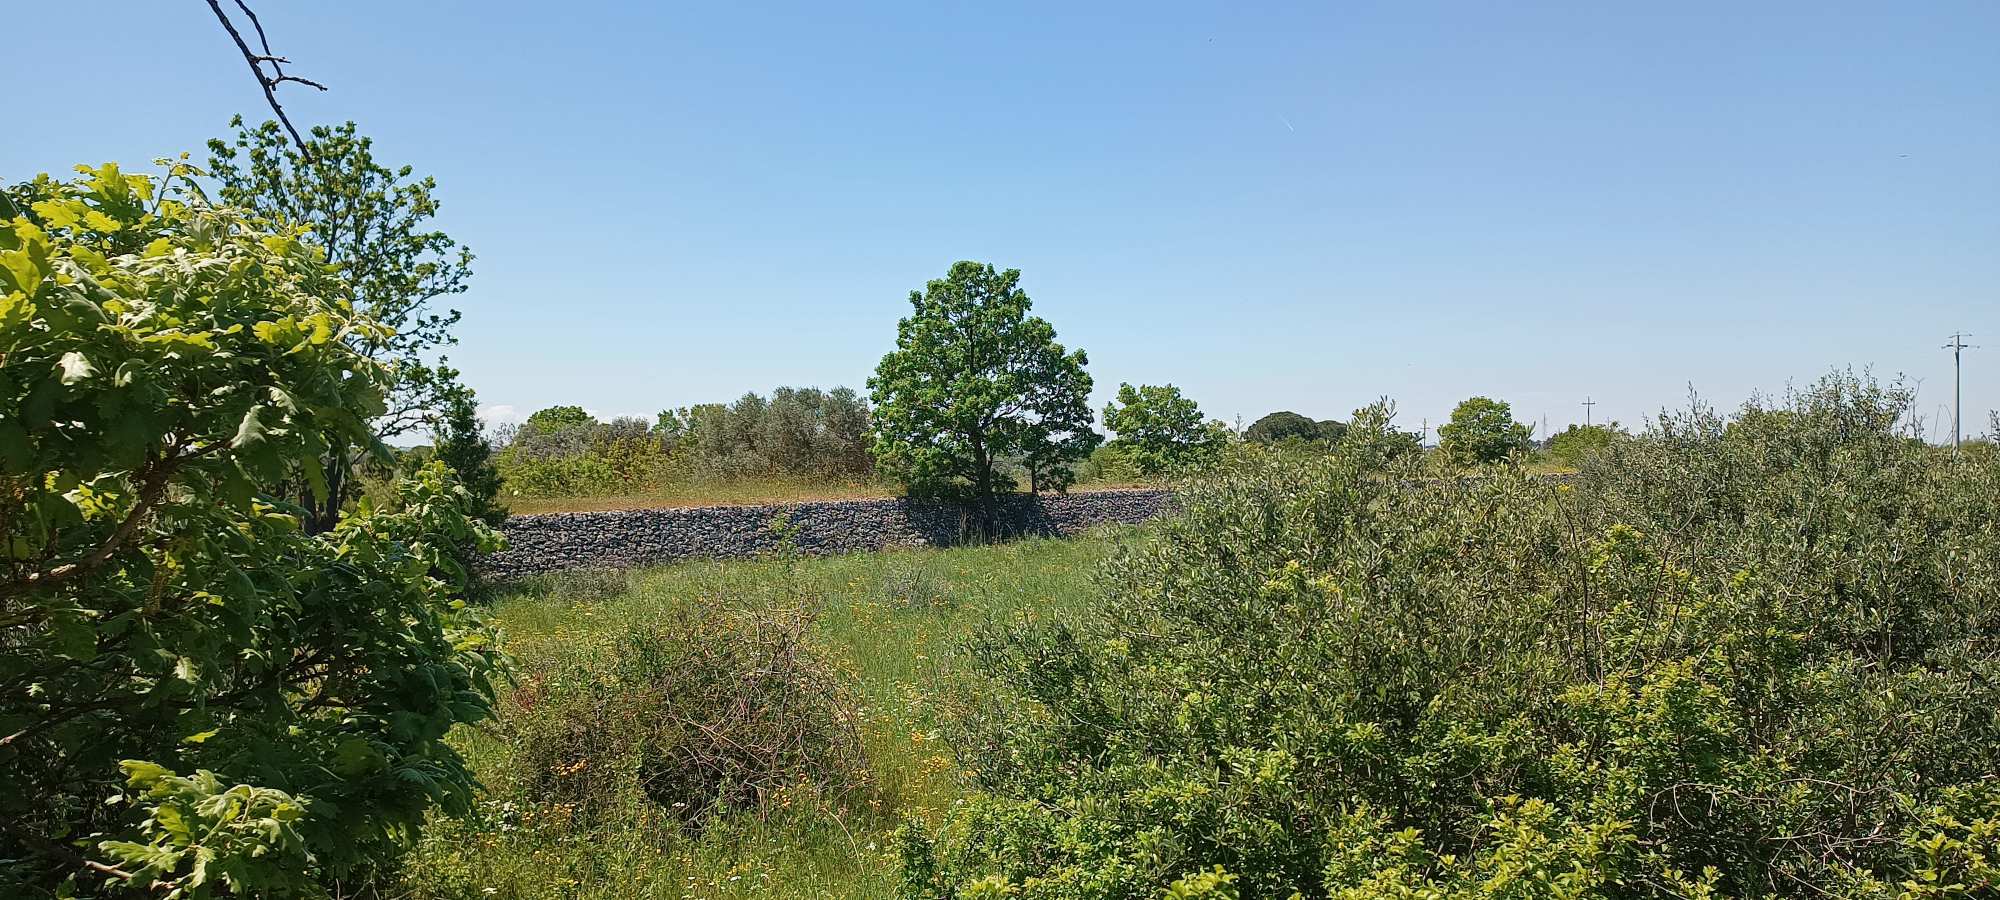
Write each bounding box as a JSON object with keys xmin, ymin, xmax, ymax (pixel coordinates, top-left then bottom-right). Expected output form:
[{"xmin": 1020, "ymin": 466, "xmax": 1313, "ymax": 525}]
[
  {"xmin": 58, "ymin": 351, "xmax": 96, "ymax": 384},
  {"xmin": 52, "ymin": 613, "xmax": 97, "ymax": 661},
  {"xmin": 233, "ymin": 405, "xmax": 268, "ymax": 448},
  {"xmin": 0, "ymin": 419, "xmax": 29, "ymax": 473}
]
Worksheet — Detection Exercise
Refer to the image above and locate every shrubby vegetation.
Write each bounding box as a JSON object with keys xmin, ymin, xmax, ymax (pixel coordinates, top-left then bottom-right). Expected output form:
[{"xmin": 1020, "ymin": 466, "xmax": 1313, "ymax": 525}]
[
  {"xmin": 1546, "ymin": 421, "xmax": 1627, "ymax": 469},
  {"xmin": 1, "ymin": 164, "xmax": 501, "ymax": 896},
  {"xmin": 905, "ymin": 373, "xmax": 2000, "ymax": 898},
  {"xmin": 492, "ymin": 386, "xmax": 875, "ymax": 500}
]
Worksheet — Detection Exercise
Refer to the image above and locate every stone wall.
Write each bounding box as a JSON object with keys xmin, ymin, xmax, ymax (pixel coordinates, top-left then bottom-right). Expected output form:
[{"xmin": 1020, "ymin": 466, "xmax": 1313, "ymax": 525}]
[{"xmin": 482, "ymin": 489, "xmax": 1175, "ymax": 579}]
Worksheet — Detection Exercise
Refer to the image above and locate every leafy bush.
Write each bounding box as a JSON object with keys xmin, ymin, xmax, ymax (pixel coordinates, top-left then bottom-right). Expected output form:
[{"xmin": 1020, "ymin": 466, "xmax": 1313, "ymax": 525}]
[
  {"xmin": 906, "ymin": 373, "xmax": 2000, "ymax": 898},
  {"xmin": 682, "ymin": 386, "xmax": 873, "ymax": 481},
  {"xmin": 504, "ymin": 600, "xmax": 871, "ymax": 830},
  {"xmin": 1, "ymin": 164, "xmax": 504, "ymax": 896},
  {"xmin": 496, "ymin": 389, "xmax": 874, "ymax": 500},
  {"xmin": 1545, "ymin": 422, "xmax": 1625, "ymax": 468},
  {"xmin": 1075, "ymin": 442, "xmax": 1146, "ymax": 485}
]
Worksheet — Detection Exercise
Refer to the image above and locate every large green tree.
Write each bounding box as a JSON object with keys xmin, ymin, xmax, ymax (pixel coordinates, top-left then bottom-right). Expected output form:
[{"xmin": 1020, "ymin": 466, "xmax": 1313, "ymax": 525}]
[
  {"xmin": 868, "ymin": 262, "xmax": 1099, "ymax": 504},
  {"xmin": 0, "ymin": 164, "xmax": 502, "ymax": 896},
  {"xmin": 1438, "ymin": 395, "xmax": 1532, "ymax": 464},
  {"xmin": 208, "ymin": 117, "xmax": 474, "ymax": 530},
  {"xmin": 1102, "ymin": 383, "xmax": 1223, "ymax": 476}
]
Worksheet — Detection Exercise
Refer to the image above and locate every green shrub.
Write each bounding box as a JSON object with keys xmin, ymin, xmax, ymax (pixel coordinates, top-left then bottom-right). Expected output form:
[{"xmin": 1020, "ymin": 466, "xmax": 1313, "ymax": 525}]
[
  {"xmin": 909, "ymin": 373, "xmax": 2000, "ymax": 898},
  {"xmin": 1545, "ymin": 422, "xmax": 1625, "ymax": 468}
]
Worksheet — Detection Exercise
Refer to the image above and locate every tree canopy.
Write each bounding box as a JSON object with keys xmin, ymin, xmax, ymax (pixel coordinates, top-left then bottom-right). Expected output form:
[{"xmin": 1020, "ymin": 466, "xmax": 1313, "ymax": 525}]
[
  {"xmin": 0, "ymin": 163, "xmax": 501, "ymax": 895},
  {"xmin": 1245, "ymin": 411, "xmax": 1345, "ymax": 445},
  {"xmin": 1438, "ymin": 395, "xmax": 1532, "ymax": 464},
  {"xmin": 208, "ymin": 118, "xmax": 474, "ymax": 529},
  {"xmin": 1103, "ymin": 383, "xmax": 1223, "ymax": 476},
  {"xmin": 868, "ymin": 262, "xmax": 1098, "ymax": 502}
]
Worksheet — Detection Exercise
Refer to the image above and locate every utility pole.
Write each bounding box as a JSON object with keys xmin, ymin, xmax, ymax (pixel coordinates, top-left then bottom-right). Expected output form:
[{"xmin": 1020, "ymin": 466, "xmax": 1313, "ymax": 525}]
[
  {"xmin": 1944, "ymin": 332, "xmax": 1974, "ymax": 448},
  {"xmin": 1581, "ymin": 396, "xmax": 1596, "ymax": 428}
]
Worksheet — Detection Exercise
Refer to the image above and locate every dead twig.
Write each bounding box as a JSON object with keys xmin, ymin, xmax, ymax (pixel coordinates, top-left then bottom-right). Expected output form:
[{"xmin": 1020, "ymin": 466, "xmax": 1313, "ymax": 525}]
[{"xmin": 204, "ymin": 0, "xmax": 326, "ymax": 156}]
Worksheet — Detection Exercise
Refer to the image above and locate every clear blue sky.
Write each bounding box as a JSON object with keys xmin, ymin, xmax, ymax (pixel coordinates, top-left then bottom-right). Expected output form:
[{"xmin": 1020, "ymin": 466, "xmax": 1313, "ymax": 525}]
[{"xmin": 10, "ymin": 1, "xmax": 1997, "ymax": 441}]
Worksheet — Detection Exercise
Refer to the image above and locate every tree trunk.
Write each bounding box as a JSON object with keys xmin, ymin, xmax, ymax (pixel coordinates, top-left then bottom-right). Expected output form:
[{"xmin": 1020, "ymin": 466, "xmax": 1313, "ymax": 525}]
[{"xmin": 969, "ymin": 428, "xmax": 995, "ymax": 539}]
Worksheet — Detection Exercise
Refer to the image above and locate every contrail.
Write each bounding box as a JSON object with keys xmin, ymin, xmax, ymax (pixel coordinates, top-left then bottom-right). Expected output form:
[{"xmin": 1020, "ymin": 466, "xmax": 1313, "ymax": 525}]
[{"xmin": 1280, "ymin": 115, "xmax": 1295, "ymax": 132}]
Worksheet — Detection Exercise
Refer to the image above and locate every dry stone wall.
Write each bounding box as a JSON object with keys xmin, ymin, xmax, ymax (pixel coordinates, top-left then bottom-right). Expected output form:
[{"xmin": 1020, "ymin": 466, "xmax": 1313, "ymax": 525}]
[{"xmin": 482, "ymin": 489, "xmax": 1175, "ymax": 579}]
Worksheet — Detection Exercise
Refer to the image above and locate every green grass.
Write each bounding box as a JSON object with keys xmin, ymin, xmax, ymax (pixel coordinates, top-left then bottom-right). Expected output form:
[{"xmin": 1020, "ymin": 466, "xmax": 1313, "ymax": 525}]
[{"xmin": 395, "ymin": 530, "xmax": 1128, "ymax": 899}]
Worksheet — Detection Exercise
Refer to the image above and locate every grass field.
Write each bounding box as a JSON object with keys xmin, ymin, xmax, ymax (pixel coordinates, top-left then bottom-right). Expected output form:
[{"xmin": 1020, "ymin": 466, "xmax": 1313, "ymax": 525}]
[{"xmin": 394, "ymin": 530, "xmax": 1129, "ymax": 899}]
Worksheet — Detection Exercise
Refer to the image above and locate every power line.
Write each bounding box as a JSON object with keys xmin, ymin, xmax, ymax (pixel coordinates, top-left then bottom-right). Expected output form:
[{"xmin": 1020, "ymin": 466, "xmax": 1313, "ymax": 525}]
[
  {"xmin": 1943, "ymin": 332, "xmax": 1976, "ymax": 448},
  {"xmin": 1581, "ymin": 396, "xmax": 1596, "ymax": 428}
]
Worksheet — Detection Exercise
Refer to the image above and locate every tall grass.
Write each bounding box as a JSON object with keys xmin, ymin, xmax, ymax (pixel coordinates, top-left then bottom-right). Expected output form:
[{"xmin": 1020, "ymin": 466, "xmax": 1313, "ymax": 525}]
[{"xmin": 391, "ymin": 531, "xmax": 1127, "ymax": 899}]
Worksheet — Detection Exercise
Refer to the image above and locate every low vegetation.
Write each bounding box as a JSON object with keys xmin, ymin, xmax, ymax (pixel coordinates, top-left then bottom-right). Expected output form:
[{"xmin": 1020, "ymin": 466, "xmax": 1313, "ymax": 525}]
[
  {"xmin": 393, "ymin": 534, "xmax": 1123, "ymax": 899},
  {"xmin": 906, "ymin": 373, "xmax": 2000, "ymax": 897}
]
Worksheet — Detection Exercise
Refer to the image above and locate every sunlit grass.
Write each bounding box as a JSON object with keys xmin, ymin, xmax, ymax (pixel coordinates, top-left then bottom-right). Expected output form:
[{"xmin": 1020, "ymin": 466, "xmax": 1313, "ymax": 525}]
[{"xmin": 396, "ymin": 530, "xmax": 1129, "ymax": 899}]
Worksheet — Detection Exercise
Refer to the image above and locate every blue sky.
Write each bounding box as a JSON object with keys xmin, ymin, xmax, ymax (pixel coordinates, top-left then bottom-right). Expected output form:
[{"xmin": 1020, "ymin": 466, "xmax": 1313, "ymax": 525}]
[{"xmin": 10, "ymin": 1, "xmax": 1997, "ymax": 441}]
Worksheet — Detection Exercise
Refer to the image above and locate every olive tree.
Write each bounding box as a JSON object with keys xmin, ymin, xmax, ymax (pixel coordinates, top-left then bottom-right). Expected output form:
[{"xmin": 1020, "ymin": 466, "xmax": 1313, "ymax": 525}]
[
  {"xmin": 0, "ymin": 164, "xmax": 502, "ymax": 896},
  {"xmin": 868, "ymin": 262, "xmax": 1099, "ymax": 504}
]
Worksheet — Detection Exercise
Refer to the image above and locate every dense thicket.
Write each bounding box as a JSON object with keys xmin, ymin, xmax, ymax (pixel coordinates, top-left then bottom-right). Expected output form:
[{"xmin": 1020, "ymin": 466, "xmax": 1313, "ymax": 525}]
[
  {"xmin": 1, "ymin": 165, "xmax": 502, "ymax": 896},
  {"xmin": 906, "ymin": 373, "xmax": 2000, "ymax": 898}
]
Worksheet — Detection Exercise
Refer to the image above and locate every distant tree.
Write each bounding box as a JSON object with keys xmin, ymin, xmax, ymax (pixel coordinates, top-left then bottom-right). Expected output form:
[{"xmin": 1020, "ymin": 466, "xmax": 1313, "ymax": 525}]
[
  {"xmin": 1103, "ymin": 383, "xmax": 1224, "ymax": 476},
  {"xmin": 869, "ymin": 262, "xmax": 1098, "ymax": 506},
  {"xmin": 1439, "ymin": 396, "xmax": 1533, "ymax": 464},
  {"xmin": 431, "ymin": 389, "xmax": 506, "ymax": 527},
  {"xmin": 1245, "ymin": 411, "xmax": 1320, "ymax": 444},
  {"xmin": 209, "ymin": 118, "xmax": 474, "ymax": 530},
  {"xmin": 1547, "ymin": 422, "xmax": 1625, "ymax": 468}
]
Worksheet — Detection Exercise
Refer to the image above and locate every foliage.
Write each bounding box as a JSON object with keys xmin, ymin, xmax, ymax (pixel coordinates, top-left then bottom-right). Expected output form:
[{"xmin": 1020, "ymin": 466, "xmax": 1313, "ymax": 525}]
[
  {"xmin": 869, "ymin": 262, "xmax": 1100, "ymax": 503},
  {"xmin": 908, "ymin": 373, "xmax": 2000, "ymax": 898},
  {"xmin": 208, "ymin": 118, "xmax": 474, "ymax": 530},
  {"xmin": 1546, "ymin": 421, "xmax": 1625, "ymax": 469},
  {"xmin": 1335, "ymin": 397, "xmax": 1423, "ymax": 465},
  {"xmin": 431, "ymin": 388, "xmax": 505, "ymax": 527},
  {"xmin": 504, "ymin": 600, "xmax": 871, "ymax": 830},
  {"xmin": 680, "ymin": 387, "xmax": 873, "ymax": 481},
  {"xmin": 1244, "ymin": 411, "xmax": 1320, "ymax": 444},
  {"xmin": 1102, "ymin": 383, "xmax": 1223, "ymax": 476},
  {"xmin": 0, "ymin": 164, "xmax": 504, "ymax": 896},
  {"xmin": 392, "ymin": 535, "xmax": 1119, "ymax": 900},
  {"xmin": 1437, "ymin": 395, "xmax": 1532, "ymax": 464},
  {"xmin": 495, "ymin": 389, "xmax": 875, "ymax": 500},
  {"xmin": 1075, "ymin": 442, "xmax": 1145, "ymax": 485},
  {"xmin": 521, "ymin": 405, "xmax": 597, "ymax": 438}
]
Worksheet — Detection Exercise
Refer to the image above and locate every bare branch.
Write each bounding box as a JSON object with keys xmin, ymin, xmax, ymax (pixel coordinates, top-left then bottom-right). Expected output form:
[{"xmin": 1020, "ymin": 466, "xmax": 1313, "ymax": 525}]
[{"xmin": 204, "ymin": 0, "xmax": 326, "ymax": 157}]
